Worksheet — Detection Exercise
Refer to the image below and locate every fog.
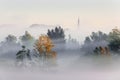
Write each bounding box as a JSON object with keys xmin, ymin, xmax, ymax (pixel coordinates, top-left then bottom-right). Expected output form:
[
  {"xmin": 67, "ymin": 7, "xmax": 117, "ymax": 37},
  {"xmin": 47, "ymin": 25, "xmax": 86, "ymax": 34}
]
[
  {"xmin": 0, "ymin": 25, "xmax": 120, "ymax": 80},
  {"xmin": 1, "ymin": 54, "xmax": 120, "ymax": 80}
]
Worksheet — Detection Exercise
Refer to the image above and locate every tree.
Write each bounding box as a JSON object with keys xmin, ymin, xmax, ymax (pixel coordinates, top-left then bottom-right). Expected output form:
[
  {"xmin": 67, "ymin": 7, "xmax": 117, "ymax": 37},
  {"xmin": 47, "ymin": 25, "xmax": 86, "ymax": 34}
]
[
  {"xmin": 90, "ymin": 32, "xmax": 98, "ymax": 41},
  {"xmin": 20, "ymin": 31, "xmax": 34, "ymax": 42},
  {"xmin": 0, "ymin": 35, "xmax": 21, "ymax": 55},
  {"xmin": 35, "ymin": 35, "xmax": 57, "ymax": 66},
  {"xmin": 90, "ymin": 31, "xmax": 108, "ymax": 42},
  {"xmin": 5, "ymin": 34, "xmax": 17, "ymax": 43},
  {"xmin": 108, "ymin": 28, "xmax": 120, "ymax": 52},
  {"xmin": 19, "ymin": 31, "xmax": 35, "ymax": 48},
  {"xmin": 81, "ymin": 31, "xmax": 108, "ymax": 54},
  {"xmin": 47, "ymin": 26, "xmax": 65, "ymax": 40},
  {"xmin": 84, "ymin": 37, "xmax": 91, "ymax": 44},
  {"xmin": 35, "ymin": 35, "xmax": 54, "ymax": 54},
  {"xmin": 47, "ymin": 26, "xmax": 66, "ymax": 51},
  {"xmin": 16, "ymin": 46, "xmax": 31, "ymax": 63}
]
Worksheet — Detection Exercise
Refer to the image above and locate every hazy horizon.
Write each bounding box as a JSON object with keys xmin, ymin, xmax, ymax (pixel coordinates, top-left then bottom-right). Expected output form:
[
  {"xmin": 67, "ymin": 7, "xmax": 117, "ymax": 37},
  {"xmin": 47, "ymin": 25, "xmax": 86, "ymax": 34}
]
[{"xmin": 0, "ymin": 0, "xmax": 119, "ymax": 28}]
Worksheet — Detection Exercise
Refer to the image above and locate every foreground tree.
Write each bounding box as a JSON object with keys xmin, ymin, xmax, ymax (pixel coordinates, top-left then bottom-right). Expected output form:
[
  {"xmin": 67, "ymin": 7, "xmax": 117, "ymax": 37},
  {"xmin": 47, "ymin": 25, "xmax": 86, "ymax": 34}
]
[
  {"xmin": 35, "ymin": 35, "xmax": 57, "ymax": 66},
  {"xmin": 16, "ymin": 46, "xmax": 31, "ymax": 62},
  {"xmin": 16, "ymin": 45, "xmax": 31, "ymax": 67}
]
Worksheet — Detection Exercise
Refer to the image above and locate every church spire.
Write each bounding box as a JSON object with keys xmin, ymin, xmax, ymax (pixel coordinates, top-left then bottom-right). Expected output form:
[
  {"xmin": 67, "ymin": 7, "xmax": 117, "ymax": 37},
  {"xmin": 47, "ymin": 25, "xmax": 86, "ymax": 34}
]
[{"xmin": 78, "ymin": 17, "xmax": 80, "ymax": 28}]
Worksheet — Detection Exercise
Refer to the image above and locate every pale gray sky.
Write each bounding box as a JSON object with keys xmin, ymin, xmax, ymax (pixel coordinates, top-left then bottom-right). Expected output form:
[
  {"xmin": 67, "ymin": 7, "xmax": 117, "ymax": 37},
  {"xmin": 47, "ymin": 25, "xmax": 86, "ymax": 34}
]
[{"xmin": 0, "ymin": 0, "xmax": 119, "ymax": 27}]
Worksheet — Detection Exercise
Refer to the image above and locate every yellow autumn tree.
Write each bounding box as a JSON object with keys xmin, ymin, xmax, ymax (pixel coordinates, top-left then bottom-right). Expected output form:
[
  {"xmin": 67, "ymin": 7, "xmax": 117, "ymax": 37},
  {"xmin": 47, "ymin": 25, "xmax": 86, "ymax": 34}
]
[{"xmin": 35, "ymin": 35, "xmax": 56, "ymax": 58}]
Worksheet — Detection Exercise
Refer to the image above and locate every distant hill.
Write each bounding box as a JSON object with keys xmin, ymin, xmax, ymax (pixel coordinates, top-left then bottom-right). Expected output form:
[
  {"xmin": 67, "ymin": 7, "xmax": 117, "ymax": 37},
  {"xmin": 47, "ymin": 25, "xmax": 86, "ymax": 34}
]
[{"xmin": 29, "ymin": 24, "xmax": 55, "ymax": 28}]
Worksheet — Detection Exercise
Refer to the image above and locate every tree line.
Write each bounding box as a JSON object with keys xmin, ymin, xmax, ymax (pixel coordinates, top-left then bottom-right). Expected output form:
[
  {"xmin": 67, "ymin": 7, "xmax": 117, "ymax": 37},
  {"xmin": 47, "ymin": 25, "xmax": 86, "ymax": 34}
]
[{"xmin": 81, "ymin": 28, "xmax": 120, "ymax": 55}]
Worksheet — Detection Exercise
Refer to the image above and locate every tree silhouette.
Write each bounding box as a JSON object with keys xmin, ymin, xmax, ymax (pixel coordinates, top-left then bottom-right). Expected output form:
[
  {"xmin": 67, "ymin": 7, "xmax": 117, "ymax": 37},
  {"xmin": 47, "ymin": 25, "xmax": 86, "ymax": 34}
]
[
  {"xmin": 84, "ymin": 37, "xmax": 91, "ymax": 44},
  {"xmin": 81, "ymin": 31, "xmax": 108, "ymax": 54},
  {"xmin": 108, "ymin": 28, "xmax": 120, "ymax": 52},
  {"xmin": 47, "ymin": 26, "xmax": 66, "ymax": 51},
  {"xmin": 0, "ymin": 35, "xmax": 21, "ymax": 54},
  {"xmin": 47, "ymin": 26, "xmax": 65, "ymax": 40},
  {"xmin": 5, "ymin": 34, "xmax": 17, "ymax": 43},
  {"xmin": 19, "ymin": 31, "xmax": 35, "ymax": 48}
]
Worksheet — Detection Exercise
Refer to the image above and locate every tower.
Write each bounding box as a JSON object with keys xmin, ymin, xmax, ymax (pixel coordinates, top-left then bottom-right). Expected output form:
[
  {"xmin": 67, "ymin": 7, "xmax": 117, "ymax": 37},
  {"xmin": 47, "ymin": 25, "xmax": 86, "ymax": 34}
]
[{"xmin": 78, "ymin": 17, "xmax": 80, "ymax": 28}]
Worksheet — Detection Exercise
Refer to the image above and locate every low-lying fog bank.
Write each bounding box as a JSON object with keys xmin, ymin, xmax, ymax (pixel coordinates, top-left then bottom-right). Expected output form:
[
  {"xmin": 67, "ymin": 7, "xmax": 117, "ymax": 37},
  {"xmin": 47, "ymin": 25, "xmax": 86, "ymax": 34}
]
[{"xmin": 0, "ymin": 52, "xmax": 120, "ymax": 80}]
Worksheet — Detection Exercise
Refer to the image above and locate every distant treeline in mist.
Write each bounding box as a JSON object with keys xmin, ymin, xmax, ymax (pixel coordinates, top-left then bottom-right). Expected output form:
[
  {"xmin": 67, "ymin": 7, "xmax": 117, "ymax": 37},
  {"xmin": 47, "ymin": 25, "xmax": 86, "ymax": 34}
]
[
  {"xmin": 0, "ymin": 26, "xmax": 120, "ymax": 59},
  {"xmin": 81, "ymin": 28, "xmax": 120, "ymax": 55},
  {"xmin": 0, "ymin": 26, "xmax": 80, "ymax": 59}
]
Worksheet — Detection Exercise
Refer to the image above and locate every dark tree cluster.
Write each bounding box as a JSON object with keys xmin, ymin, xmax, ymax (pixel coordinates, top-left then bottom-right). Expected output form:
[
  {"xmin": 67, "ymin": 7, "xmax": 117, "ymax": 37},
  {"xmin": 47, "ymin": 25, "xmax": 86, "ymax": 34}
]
[
  {"xmin": 82, "ymin": 28, "xmax": 120, "ymax": 54},
  {"xmin": 84, "ymin": 31, "xmax": 108, "ymax": 44},
  {"xmin": 16, "ymin": 46, "xmax": 31, "ymax": 62},
  {"xmin": 108, "ymin": 28, "xmax": 120, "ymax": 52},
  {"xmin": 81, "ymin": 31, "xmax": 109, "ymax": 54},
  {"xmin": 47, "ymin": 26, "xmax": 65, "ymax": 39},
  {"xmin": 47, "ymin": 26, "xmax": 66, "ymax": 52}
]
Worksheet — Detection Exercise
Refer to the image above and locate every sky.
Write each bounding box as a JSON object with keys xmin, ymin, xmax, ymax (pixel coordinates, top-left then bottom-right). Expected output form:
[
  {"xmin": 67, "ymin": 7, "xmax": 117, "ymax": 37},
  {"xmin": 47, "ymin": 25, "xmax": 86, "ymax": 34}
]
[{"xmin": 0, "ymin": 0, "xmax": 120, "ymax": 28}]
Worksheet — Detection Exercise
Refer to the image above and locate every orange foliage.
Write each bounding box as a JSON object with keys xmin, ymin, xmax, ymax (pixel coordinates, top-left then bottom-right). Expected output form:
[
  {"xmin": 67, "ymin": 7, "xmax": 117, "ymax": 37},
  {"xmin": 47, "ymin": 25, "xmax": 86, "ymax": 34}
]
[{"xmin": 35, "ymin": 35, "xmax": 56, "ymax": 57}]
